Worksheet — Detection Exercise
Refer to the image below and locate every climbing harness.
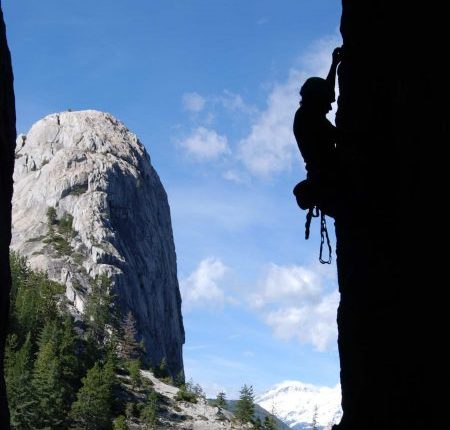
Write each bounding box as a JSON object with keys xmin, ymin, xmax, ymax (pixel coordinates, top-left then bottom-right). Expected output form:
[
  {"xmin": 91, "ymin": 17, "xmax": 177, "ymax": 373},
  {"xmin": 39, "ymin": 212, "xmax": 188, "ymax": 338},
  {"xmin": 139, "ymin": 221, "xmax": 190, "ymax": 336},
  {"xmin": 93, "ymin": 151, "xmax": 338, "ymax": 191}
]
[{"xmin": 304, "ymin": 207, "xmax": 332, "ymax": 264}]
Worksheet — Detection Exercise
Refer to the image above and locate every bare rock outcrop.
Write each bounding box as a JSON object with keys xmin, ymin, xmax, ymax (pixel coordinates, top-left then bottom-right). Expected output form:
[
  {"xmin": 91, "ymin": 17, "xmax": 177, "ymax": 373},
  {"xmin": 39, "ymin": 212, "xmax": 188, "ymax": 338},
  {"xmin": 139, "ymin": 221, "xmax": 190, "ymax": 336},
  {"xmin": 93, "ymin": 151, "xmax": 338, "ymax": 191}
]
[
  {"xmin": 11, "ymin": 110, "xmax": 184, "ymax": 376},
  {"xmin": 0, "ymin": 3, "xmax": 16, "ymax": 428}
]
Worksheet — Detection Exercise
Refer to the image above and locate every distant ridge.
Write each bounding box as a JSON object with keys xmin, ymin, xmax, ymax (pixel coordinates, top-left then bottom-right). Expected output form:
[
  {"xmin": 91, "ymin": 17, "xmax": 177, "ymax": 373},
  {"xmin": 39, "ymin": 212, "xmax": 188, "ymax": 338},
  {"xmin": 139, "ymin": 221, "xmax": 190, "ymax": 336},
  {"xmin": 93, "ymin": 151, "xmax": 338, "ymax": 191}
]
[{"xmin": 255, "ymin": 380, "xmax": 342, "ymax": 429}]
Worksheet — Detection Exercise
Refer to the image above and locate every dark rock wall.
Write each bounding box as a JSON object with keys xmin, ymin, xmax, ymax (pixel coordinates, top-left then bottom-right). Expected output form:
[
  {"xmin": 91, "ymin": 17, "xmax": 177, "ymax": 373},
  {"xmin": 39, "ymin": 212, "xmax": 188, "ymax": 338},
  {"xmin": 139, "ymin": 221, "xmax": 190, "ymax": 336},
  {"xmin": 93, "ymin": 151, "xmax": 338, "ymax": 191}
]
[
  {"xmin": 0, "ymin": 2, "xmax": 16, "ymax": 428},
  {"xmin": 335, "ymin": 2, "xmax": 447, "ymax": 429}
]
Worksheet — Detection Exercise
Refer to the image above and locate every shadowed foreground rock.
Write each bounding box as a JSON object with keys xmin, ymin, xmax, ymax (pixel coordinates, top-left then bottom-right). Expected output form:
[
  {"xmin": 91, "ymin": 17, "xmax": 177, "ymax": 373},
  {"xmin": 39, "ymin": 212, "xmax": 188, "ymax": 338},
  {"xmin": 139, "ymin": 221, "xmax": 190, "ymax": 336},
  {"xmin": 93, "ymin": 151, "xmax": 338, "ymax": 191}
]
[
  {"xmin": 334, "ymin": 1, "xmax": 448, "ymax": 428},
  {"xmin": 0, "ymin": 3, "xmax": 15, "ymax": 428},
  {"xmin": 11, "ymin": 110, "xmax": 184, "ymax": 376}
]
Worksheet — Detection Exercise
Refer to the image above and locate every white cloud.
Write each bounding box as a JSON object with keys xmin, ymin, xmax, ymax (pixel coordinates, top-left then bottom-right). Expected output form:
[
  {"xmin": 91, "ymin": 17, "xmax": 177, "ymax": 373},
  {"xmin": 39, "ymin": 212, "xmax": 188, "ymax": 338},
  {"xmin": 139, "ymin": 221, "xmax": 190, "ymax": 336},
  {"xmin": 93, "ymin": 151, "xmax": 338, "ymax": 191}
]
[
  {"xmin": 182, "ymin": 92, "xmax": 206, "ymax": 112},
  {"xmin": 251, "ymin": 264, "xmax": 323, "ymax": 308},
  {"xmin": 181, "ymin": 258, "xmax": 228, "ymax": 309},
  {"xmin": 250, "ymin": 263, "xmax": 339, "ymax": 351},
  {"xmin": 265, "ymin": 291, "xmax": 339, "ymax": 351},
  {"xmin": 222, "ymin": 169, "xmax": 247, "ymax": 184},
  {"xmin": 238, "ymin": 69, "xmax": 305, "ymax": 177},
  {"xmin": 181, "ymin": 258, "xmax": 339, "ymax": 349},
  {"xmin": 182, "ymin": 90, "xmax": 254, "ymax": 118},
  {"xmin": 216, "ymin": 90, "xmax": 256, "ymax": 116},
  {"xmin": 178, "ymin": 127, "xmax": 230, "ymax": 161},
  {"xmin": 238, "ymin": 35, "xmax": 341, "ymax": 177}
]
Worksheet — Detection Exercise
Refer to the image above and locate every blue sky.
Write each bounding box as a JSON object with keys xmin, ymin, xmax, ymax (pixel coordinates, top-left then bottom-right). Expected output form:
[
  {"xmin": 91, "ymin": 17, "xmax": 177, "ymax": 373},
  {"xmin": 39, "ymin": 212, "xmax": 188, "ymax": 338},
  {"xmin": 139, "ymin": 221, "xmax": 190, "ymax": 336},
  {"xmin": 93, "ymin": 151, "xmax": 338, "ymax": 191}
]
[{"xmin": 3, "ymin": 0, "xmax": 342, "ymax": 398}]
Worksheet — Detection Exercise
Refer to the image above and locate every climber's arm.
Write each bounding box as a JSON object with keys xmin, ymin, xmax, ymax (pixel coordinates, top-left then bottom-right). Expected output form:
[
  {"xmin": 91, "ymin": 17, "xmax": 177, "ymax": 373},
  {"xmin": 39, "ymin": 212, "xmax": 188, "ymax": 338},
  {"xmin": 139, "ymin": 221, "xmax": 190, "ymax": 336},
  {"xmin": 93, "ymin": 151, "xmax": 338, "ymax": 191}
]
[{"xmin": 326, "ymin": 47, "xmax": 342, "ymax": 94}]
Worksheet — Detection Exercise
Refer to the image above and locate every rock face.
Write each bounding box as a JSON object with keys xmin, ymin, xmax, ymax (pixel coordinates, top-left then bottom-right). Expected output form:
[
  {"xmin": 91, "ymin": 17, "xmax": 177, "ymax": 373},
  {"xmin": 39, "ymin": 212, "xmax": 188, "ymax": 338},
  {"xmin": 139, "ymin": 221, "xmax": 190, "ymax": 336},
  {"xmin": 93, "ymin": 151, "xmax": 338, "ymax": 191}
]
[
  {"xmin": 0, "ymin": 4, "xmax": 16, "ymax": 429},
  {"xmin": 11, "ymin": 110, "xmax": 184, "ymax": 376},
  {"xmin": 334, "ymin": 2, "xmax": 447, "ymax": 429}
]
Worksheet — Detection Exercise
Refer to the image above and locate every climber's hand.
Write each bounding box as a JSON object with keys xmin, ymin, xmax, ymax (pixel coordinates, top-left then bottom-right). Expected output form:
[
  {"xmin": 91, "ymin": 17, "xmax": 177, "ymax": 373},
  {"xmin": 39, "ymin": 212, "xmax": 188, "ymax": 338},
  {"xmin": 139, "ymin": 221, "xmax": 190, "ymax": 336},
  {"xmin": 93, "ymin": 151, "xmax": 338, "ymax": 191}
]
[{"xmin": 332, "ymin": 47, "xmax": 343, "ymax": 65}]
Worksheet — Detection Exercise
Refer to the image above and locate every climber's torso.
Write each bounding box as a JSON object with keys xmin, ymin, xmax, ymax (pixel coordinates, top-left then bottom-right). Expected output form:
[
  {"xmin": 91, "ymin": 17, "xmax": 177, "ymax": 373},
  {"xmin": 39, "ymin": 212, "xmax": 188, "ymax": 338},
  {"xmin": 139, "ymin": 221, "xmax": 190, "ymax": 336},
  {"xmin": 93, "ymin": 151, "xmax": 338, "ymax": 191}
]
[{"xmin": 293, "ymin": 106, "xmax": 336, "ymax": 179}]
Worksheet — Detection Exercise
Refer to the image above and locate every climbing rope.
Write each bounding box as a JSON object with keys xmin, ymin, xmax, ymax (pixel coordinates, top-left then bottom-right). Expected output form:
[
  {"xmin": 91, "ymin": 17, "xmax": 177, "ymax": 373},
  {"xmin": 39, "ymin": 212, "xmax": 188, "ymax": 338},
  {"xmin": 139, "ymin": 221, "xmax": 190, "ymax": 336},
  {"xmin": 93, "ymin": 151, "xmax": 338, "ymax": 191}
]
[
  {"xmin": 319, "ymin": 212, "xmax": 332, "ymax": 264},
  {"xmin": 304, "ymin": 208, "xmax": 332, "ymax": 264},
  {"xmin": 305, "ymin": 206, "xmax": 319, "ymax": 240}
]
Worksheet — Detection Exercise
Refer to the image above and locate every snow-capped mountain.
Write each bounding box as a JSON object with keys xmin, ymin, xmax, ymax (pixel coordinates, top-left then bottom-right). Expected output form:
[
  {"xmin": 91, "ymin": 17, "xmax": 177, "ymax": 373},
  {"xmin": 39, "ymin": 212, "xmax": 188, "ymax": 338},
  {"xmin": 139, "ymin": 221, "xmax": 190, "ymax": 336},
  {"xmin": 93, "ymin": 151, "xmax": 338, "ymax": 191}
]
[{"xmin": 255, "ymin": 381, "xmax": 342, "ymax": 430}]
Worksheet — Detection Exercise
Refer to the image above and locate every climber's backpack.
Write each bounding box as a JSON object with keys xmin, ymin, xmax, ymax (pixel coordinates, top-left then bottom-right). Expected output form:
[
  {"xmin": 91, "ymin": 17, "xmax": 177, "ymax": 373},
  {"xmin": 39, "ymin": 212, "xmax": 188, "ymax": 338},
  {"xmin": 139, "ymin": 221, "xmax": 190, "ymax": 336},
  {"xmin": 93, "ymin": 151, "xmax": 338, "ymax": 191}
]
[{"xmin": 293, "ymin": 179, "xmax": 317, "ymax": 210}]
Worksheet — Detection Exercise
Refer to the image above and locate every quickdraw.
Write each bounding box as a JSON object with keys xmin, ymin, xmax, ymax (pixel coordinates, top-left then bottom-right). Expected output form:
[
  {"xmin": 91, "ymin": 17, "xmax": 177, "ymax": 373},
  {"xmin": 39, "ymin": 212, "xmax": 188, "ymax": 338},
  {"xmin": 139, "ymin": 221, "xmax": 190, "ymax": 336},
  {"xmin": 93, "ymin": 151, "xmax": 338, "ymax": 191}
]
[
  {"xmin": 304, "ymin": 207, "xmax": 332, "ymax": 264},
  {"xmin": 319, "ymin": 211, "xmax": 332, "ymax": 264}
]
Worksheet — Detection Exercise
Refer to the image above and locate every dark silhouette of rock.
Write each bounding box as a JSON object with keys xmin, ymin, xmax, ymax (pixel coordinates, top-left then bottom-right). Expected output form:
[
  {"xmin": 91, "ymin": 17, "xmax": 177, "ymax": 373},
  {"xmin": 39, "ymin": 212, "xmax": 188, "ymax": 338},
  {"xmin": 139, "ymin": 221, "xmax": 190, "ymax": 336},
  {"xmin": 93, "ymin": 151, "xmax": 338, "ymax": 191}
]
[
  {"xmin": 0, "ymin": 2, "xmax": 16, "ymax": 428},
  {"xmin": 333, "ymin": 2, "xmax": 448, "ymax": 429}
]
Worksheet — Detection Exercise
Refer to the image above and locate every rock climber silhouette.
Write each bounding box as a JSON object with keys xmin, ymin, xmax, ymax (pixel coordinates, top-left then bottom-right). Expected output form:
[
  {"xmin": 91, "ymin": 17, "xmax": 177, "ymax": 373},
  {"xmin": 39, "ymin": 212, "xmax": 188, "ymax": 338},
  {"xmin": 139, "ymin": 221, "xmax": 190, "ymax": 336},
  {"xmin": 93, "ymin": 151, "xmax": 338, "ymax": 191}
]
[
  {"xmin": 293, "ymin": 47, "xmax": 342, "ymax": 218},
  {"xmin": 292, "ymin": 47, "xmax": 342, "ymax": 263}
]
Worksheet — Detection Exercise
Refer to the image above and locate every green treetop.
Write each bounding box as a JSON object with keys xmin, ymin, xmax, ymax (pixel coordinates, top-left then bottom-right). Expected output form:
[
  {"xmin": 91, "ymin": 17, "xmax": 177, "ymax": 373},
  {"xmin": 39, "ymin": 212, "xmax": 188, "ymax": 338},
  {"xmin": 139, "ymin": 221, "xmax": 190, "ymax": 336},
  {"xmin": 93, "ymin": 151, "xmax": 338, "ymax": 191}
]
[
  {"xmin": 263, "ymin": 414, "xmax": 278, "ymax": 430},
  {"xmin": 84, "ymin": 273, "xmax": 116, "ymax": 346},
  {"xmin": 70, "ymin": 360, "xmax": 116, "ymax": 430},
  {"xmin": 112, "ymin": 415, "xmax": 128, "ymax": 430},
  {"xmin": 214, "ymin": 390, "xmax": 227, "ymax": 409},
  {"xmin": 32, "ymin": 337, "xmax": 65, "ymax": 429},
  {"xmin": 141, "ymin": 389, "xmax": 159, "ymax": 429},
  {"xmin": 5, "ymin": 333, "xmax": 37, "ymax": 429},
  {"xmin": 235, "ymin": 384, "xmax": 255, "ymax": 424}
]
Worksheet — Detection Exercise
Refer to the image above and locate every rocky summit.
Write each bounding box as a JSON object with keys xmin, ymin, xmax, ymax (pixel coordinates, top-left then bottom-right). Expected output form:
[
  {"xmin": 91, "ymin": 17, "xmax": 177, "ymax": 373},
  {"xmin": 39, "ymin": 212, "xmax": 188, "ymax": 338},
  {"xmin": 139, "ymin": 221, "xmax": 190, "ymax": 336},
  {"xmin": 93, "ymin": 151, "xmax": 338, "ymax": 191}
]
[{"xmin": 11, "ymin": 110, "xmax": 184, "ymax": 376}]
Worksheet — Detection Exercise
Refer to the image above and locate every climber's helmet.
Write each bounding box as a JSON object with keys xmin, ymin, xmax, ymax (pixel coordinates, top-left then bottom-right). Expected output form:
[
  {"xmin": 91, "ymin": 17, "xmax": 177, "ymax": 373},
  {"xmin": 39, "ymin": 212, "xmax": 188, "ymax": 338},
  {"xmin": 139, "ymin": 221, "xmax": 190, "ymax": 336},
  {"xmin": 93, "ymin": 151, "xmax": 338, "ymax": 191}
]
[{"xmin": 300, "ymin": 77, "xmax": 335, "ymax": 103}]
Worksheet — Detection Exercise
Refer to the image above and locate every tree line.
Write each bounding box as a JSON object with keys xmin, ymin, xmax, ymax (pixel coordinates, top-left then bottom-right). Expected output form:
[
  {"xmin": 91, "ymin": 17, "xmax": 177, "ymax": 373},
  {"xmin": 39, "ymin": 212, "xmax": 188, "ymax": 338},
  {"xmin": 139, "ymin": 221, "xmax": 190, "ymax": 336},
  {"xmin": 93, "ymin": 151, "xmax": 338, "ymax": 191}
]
[
  {"xmin": 5, "ymin": 252, "xmax": 153, "ymax": 429},
  {"xmin": 212, "ymin": 385, "xmax": 278, "ymax": 430},
  {"xmin": 6, "ymin": 253, "xmax": 281, "ymax": 430}
]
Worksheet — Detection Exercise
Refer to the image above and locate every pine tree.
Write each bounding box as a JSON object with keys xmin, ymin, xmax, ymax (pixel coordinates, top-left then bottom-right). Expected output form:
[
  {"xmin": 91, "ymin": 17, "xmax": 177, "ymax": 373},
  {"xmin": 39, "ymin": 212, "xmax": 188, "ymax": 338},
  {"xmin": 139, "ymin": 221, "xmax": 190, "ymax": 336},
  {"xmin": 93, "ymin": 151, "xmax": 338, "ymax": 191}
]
[
  {"xmin": 121, "ymin": 310, "xmax": 141, "ymax": 360},
  {"xmin": 263, "ymin": 403, "xmax": 279, "ymax": 430},
  {"xmin": 32, "ymin": 337, "xmax": 65, "ymax": 429},
  {"xmin": 7, "ymin": 254, "xmax": 74, "ymax": 427},
  {"xmin": 10, "ymin": 252, "xmax": 63, "ymax": 341},
  {"xmin": 174, "ymin": 369, "xmax": 185, "ymax": 387},
  {"xmin": 215, "ymin": 390, "xmax": 227, "ymax": 409},
  {"xmin": 70, "ymin": 361, "xmax": 115, "ymax": 430},
  {"xmin": 153, "ymin": 357, "xmax": 169, "ymax": 379},
  {"xmin": 126, "ymin": 359, "xmax": 141, "ymax": 388},
  {"xmin": 46, "ymin": 206, "xmax": 57, "ymax": 228},
  {"xmin": 58, "ymin": 315, "xmax": 83, "ymax": 409},
  {"xmin": 125, "ymin": 402, "xmax": 137, "ymax": 420},
  {"xmin": 34, "ymin": 316, "xmax": 82, "ymax": 417},
  {"xmin": 35, "ymin": 271, "xmax": 64, "ymax": 324},
  {"xmin": 7, "ymin": 253, "xmax": 123, "ymax": 429},
  {"xmin": 235, "ymin": 384, "xmax": 255, "ymax": 424},
  {"xmin": 174, "ymin": 383, "xmax": 198, "ymax": 403},
  {"xmin": 9, "ymin": 251, "xmax": 30, "ymax": 305},
  {"xmin": 311, "ymin": 405, "xmax": 319, "ymax": 430},
  {"xmin": 141, "ymin": 389, "xmax": 158, "ymax": 429},
  {"xmin": 192, "ymin": 382, "xmax": 206, "ymax": 401},
  {"xmin": 46, "ymin": 206, "xmax": 57, "ymax": 240},
  {"xmin": 5, "ymin": 333, "xmax": 37, "ymax": 429},
  {"xmin": 263, "ymin": 415, "xmax": 278, "ymax": 430},
  {"xmin": 253, "ymin": 417, "xmax": 262, "ymax": 429},
  {"xmin": 84, "ymin": 274, "xmax": 115, "ymax": 346},
  {"xmin": 112, "ymin": 415, "xmax": 128, "ymax": 430}
]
